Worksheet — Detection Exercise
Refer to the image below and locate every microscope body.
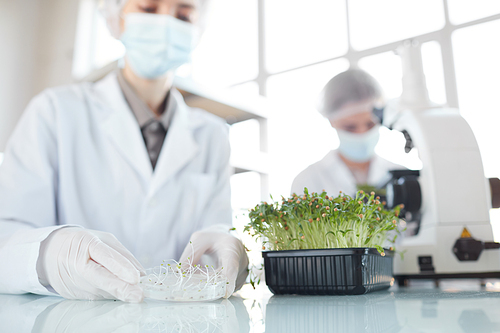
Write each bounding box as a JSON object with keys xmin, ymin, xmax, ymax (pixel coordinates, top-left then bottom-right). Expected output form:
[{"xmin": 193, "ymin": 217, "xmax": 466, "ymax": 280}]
[{"xmin": 391, "ymin": 107, "xmax": 500, "ymax": 277}]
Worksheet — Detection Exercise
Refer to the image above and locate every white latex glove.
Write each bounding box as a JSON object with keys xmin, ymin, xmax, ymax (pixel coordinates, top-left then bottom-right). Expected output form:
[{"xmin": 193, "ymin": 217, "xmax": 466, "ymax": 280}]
[
  {"xmin": 37, "ymin": 227, "xmax": 145, "ymax": 302},
  {"xmin": 179, "ymin": 231, "xmax": 249, "ymax": 298}
]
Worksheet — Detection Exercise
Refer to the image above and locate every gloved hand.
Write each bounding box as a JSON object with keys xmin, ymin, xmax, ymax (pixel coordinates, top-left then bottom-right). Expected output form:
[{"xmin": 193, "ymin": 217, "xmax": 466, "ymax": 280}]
[
  {"xmin": 179, "ymin": 230, "xmax": 249, "ymax": 298},
  {"xmin": 37, "ymin": 227, "xmax": 145, "ymax": 302}
]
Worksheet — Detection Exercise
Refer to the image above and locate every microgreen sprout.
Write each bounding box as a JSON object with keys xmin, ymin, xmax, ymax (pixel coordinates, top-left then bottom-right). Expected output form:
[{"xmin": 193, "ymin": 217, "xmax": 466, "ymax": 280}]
[
  {"xmin": 140, "ymin": 242, "xmax": 227, "ymax": 301},
  {"xmin": 244, "ymin": 188, "xmax": 404, "ymax": 255}
]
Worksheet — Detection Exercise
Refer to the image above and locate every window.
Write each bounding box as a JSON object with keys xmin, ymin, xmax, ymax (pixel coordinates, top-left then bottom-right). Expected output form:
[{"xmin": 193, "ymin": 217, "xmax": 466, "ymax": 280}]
[
  {"xmin": 358, "ymin": 52, "xmax": 423, "ymax": 170},
  {"xmin": 264, "ymin": 0, "xmax": 348, "ymax": 73},
  {"xmin": 358, "ymin": 51, "xmax": 402, "ymax": 99},
  {"xmin": 72, "ymin": 0, "xmax": 124, "ymax": 80},
  {"xmin": 447, "ymin": 0, "xmax": 500, "ymax": 25},
  {"xmin": 348, "ymin": 0, "xmax": 445, "ymax": 50},
  {"xmin": 72, "ymin": 1, "xmax": 500, "ymax": 234},
  {"xmin": 453, "ymin": 20, "xmax": 500, "ymax": 178},
  {"xmin": 190, "ymin": 0, "xmax": 259, "ymax": 87},
  {"xmin": 266, "ymin": 59, "xmax": 349, "ymax": 110}
]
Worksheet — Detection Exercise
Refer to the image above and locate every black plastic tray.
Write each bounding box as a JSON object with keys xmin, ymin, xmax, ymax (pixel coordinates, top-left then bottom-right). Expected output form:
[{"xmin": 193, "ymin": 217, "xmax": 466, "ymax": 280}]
[{"xmin": 262, "ymin": 248, "xmax": 394, "ymax": 295}]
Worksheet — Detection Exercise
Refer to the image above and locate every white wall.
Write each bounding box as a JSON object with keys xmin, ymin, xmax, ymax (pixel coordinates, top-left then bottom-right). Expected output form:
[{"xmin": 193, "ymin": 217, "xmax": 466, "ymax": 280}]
[{"xmin": 0, "ymin": 0, "xmax": 79, "ymax": 151}]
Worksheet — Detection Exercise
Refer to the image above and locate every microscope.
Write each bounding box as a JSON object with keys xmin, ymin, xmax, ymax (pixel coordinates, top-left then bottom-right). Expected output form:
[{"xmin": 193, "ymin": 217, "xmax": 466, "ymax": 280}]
[{"xmin": 382, "ymin": 41, "xmax": 500, "ymax": 284}]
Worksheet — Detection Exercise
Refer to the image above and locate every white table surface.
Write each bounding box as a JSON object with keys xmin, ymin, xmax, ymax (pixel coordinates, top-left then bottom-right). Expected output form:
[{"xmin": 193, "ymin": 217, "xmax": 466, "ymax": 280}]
[{"xmin": 2, "ymin": 280, "xmax": 500, "ymax": 332}]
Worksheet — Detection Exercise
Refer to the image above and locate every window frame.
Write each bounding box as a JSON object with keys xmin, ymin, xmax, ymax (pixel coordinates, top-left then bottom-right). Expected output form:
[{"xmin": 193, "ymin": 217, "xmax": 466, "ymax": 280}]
[{"xmin": 234, "ymin": 0, "xmax": 500, "ymax": 110}]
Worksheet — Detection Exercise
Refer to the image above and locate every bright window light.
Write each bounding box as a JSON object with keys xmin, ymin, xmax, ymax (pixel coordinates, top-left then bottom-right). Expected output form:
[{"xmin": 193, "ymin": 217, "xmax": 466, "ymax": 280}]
[
  {"xmin": 453, "ymin": 20, "xmax": 500, "ymax": 179},
  {"xmin": 230, "ymin": 119, "xmax": 261, "ymax": 158},
  {"xmin": 358, "ymin": 51, "xmax": 423, "ymax": 170},
  {"xmin": 265, "ymin": 59, "xmax": 349, "ymax": 198},
  {"xmin": 266, "ymin": 58, "xmax": 349, "ymax": 113},
  {"xmin": 191, "ymin": 0, "xmax": 258, "ymax": 88},
  {"xmin": 93, "ymin": 10, "xmax": 125, "ymax": 69},
  {"xmin": 72, "ymin": 0, "xmax": 96, "ymax": 79},
  {"xmin": 447, "ymin": 0, "xmax": 500, "ymax": 25},
  {"xmin": 72, "ymin": 0, "xmax": 124, "ymax": 80},
  {"xmin": 348, "ymin": 0, "xmax": 445, "ymax": 50},
  {"xmin": 228, "ymin": 82, "xmax": 260, "ymax": 99},
  {"xmin": 231, "ymin": 171, "xmax": 261, "ymax": 211},
  {"xmin": 0, "ymin": 152, "xmax": 3, "ymax": 166},
  {"xmin": 375, "ymin": 127, "xmax": 423, "ymax": 171},
  {"xmin": 229, "ymin": 120, "xmax": 263, "ymax": 212},
  {"xmin": 264, "ymin": 0, "xmax": 348, "ymax": 73},
  {"xmin": 267, "ymin": 110, "xmax": 338, "ymax": 199},
  {"xmin": 358, "ymin": 51, "xmax": 402, "ymax": 100}
]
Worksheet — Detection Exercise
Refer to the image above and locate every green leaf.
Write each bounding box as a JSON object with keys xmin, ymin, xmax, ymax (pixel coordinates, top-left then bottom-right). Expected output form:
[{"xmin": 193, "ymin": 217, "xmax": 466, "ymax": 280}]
[
  {"xmin": 286, "ymin": 238, "xmax": 299, "ymax": 247},
  {"xmin": 243, "ymin": 188, "xmax": 403, "ymax": 252},
  {"xmin": 374, "ymin": 245, "xmax": 384, "ymax": 254},
  {"xmin": 339, "ymin": 229, "xmax": 353, "ymax": 236}
]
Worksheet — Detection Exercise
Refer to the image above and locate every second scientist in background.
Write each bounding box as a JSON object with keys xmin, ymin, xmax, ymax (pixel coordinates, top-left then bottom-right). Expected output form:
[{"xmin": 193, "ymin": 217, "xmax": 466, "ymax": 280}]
[{"xmin": 292, "ymin": 69, "xmax": 403, "ymax": 196}]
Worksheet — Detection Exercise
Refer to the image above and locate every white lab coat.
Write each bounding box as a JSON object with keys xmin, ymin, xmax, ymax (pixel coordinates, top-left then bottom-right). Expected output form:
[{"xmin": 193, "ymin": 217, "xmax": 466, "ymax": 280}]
[
  {"xmin": 291, "ymin": 150, "xmax": 404, "ymax": 197},
  {"xmin": 0, "ymin": 72, "xmax": 232, "ymax": 295}
]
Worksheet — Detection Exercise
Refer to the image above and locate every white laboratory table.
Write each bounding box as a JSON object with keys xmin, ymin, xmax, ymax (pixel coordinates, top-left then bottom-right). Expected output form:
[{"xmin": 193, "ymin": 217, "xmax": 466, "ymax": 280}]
[{"xmin": 1, "ymin": 280, "xmax": 500, "ymax": 333}]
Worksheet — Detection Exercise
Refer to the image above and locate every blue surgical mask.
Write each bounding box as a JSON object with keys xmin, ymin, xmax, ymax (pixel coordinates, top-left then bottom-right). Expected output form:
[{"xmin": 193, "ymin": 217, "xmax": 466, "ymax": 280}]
[
  {"xmin": 336, "ymin": 125, "xmax": 380, "ymax": 162},
  {"xmin": 120, "ymin": 13, "xmax": 199, "ymax": 79}
]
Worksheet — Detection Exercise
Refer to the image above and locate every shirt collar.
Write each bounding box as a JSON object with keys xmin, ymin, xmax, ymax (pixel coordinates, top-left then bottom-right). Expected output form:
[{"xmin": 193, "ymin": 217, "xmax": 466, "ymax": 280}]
[{"xmin": 116, "ymin": 69, "xmax": 176, "ymax": 130}]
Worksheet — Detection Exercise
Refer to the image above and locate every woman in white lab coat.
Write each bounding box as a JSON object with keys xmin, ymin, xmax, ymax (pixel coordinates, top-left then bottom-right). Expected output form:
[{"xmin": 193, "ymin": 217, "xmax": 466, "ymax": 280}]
[
  {"xmin": 292, "ymin": 69, "xmax": 404, "ymax": 197},
  {"xmin": 0, "ymin": 0, "xmax": 248, "ymax": 302}
]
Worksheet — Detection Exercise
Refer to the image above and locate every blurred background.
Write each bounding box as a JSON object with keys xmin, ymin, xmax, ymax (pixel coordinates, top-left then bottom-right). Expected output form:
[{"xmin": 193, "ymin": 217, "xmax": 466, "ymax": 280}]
[{"xmin": 1, "ymin": 0, "xmax": 500, "ymax": 233}]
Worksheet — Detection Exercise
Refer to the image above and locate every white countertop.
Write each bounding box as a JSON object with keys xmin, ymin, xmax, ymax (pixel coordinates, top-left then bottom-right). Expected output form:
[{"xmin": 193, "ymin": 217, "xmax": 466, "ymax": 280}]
[{"xmin": 2, "ymin": 280, "xmax": 500, "ymax": 332}]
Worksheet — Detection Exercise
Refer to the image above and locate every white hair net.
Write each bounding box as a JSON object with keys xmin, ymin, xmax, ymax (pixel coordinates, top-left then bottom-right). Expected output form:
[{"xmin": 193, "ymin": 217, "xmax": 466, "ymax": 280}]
[
  {"xmin": 99, "ymin": 0, "xmax": 211, "ymax": 39},
  {"xmin": 317, "ymin": 69, "xmax": 382, "ymax": 119}
]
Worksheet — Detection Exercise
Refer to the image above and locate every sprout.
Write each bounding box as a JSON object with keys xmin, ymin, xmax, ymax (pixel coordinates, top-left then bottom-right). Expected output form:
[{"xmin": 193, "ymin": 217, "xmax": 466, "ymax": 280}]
[
  {"xmin": 140, "ymin": 242, "xmax": 227, "ymax": 302},
  {"xmin": 244, "ymin": 188, "xmax": 403, "ymax": 254}
]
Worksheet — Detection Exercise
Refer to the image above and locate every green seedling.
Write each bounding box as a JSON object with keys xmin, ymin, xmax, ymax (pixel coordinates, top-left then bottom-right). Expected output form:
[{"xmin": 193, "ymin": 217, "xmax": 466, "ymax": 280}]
[{"xmin": 244, "ymin": 188, "xmax": 404, "ymax": 255}]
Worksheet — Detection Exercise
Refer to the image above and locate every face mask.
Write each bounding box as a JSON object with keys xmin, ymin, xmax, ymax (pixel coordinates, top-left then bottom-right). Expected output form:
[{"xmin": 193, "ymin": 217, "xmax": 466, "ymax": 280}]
[
  {"xmin": 336, "ymin": 125, "xmax": 380, "ymax": 162},
  {"xmin": 120, "ymin": 13, "xmax": 200, "ymax": 79}
]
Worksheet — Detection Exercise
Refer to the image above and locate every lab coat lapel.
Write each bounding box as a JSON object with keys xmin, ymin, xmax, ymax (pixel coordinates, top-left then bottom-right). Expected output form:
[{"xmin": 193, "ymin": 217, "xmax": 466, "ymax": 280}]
[
  {"xmin": 149, "ymin": 89, "xmax": 199, "ymax": 195},
  {"xmin": 94, "ymin": 73, "xmax": 153, "ymax": 183},
  {"xmin": 330, "ymin": 151, "xmax": 357, "ymax": 195}
]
